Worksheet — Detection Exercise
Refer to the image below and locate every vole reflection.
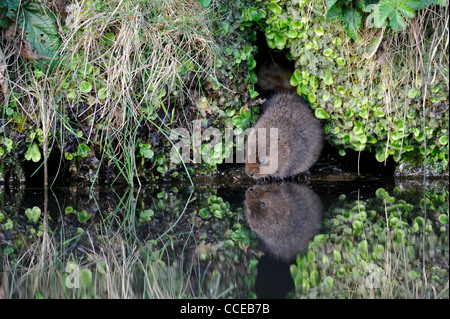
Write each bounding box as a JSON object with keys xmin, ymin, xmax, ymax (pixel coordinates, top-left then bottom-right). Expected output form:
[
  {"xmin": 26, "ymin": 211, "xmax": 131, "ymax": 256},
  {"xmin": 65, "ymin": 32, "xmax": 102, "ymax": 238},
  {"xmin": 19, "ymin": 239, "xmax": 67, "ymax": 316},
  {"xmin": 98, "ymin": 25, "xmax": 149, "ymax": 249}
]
[{"xmin": 244, "ymin": 183, "xmax": 323, "ymax": 262}]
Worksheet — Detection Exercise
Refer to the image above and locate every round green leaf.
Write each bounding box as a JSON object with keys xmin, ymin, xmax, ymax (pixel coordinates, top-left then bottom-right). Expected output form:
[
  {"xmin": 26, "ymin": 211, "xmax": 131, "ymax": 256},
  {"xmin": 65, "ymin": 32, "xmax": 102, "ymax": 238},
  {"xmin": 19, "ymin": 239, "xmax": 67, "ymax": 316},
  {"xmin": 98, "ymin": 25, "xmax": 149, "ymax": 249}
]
[
  {"xmin": 324, "ymin": 72, "xmax": 333, "ymax": 85},
  {"xmin": 199, "ymin": 207, "xmax": 210, "ymax": 218},
  {"xmin": 314, "ymin": 26, "xmax": 324, "ymax": 36},
  {"xmin": 439, "ymin": 214, "xmax": 449, "ymax": 224},
  {"xmin": 375, "ymin": 147, "xmax": 387, "ymax": 162},
  {"xmin": 315, "ymin": 108, "xmax": 330, "ymax": 119},
  {"xmin": 79, "ymin": 81, "xmax": 92, "ymax": 93},
  {"xmin": 336, "ymin": 57, "xmax": 345, "ymax": 66},
  {"xmin": 323, "ymin": 48, "xmax": 333, "ymax": 56},
  {"xmin": 77, "ymin": 143, "xmax": 90, "ymax": 157},
  {"xmin": 77, "ymin": 210, "xmax": 90, "ymax": 223}
]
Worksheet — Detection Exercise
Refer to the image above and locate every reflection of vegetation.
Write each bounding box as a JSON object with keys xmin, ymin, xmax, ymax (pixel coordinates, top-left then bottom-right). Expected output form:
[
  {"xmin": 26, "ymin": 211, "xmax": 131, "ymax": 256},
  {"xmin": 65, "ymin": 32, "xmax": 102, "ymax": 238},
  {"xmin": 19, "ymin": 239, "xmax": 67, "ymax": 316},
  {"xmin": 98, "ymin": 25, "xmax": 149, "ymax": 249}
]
[
  {"xmin": 0, "ymin": 186, "xmax": 258, "ymax": 298},
  {"xmin": 289, "ymin": 184, "xmax": 449, "ymax": 298}
]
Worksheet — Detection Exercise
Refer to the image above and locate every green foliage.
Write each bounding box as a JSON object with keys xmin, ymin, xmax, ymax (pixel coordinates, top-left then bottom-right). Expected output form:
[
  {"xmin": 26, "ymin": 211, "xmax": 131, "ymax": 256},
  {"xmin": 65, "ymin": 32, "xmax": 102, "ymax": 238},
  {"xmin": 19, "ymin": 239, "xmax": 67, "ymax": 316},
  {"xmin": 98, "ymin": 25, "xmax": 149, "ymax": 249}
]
[
  {"xmin": 255, "ymin": 0, "xmax": 448, "ymax": 173},
  {"xmin": 64, "ymin": 206, "xmax": 91, "ymax": 223},
  {"xmin": 18, "ymin": 2, "xmax": 60, "ymax": 60},
  {"xmin": 197, "ymin": 195, "xmax": 233, "ymax": 220},
  {"xmin": 0, "ymin": 186, "xmax": 259, "ymax": 298},
  {"xmin": 325, "ymin": 0, "xmax": 448, "ymax": 37},
  {"xmin": 25, "ymin": 206, "xmax": 41, "ymax": 224},
  {"xmin": 65, "ymin": 143, "xmax": 91, "ymax": 160},
  {"xmin": 290, "ymin": 186, "xmax": 449, "ymax": 298},
  {"xmin": 25, "ymin": 142, "xmax": 41, "ymax": 163},
  {"xmin": 326, "ymin": 0, "xmax": 364, "ymax": 40},
  {"xmin": 1, "ymin": 1, "xmax": 60, "ymax": 70}
]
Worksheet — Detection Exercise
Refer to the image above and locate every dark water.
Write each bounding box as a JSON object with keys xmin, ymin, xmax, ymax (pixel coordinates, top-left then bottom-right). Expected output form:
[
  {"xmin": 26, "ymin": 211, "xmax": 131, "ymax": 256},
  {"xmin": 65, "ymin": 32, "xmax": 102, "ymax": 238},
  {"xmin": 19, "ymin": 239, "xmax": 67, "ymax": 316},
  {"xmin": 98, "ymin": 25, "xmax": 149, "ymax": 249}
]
[{"xmin": 1, "ymin": 166, "xmax": 448, "ymax": 299}]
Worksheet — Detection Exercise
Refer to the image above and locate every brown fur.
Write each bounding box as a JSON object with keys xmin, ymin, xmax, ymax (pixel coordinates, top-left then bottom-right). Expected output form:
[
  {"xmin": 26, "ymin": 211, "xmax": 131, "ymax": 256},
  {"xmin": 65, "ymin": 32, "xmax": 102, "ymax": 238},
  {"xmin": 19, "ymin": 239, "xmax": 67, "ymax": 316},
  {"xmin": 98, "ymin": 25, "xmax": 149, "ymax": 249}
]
[
  {"xmin": 245, "ymin": 92, "xmax": 323, "ymax": 179},
  {"xmin": 244, "ymin": 183, "xmax": 323, "ymax": 262}
]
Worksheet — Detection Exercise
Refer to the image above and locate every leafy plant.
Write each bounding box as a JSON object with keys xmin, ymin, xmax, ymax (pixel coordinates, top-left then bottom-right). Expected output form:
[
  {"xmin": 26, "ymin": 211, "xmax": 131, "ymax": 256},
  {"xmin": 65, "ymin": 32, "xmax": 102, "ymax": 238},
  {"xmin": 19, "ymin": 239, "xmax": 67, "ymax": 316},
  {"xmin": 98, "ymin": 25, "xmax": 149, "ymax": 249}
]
[
  {"xmin": 326, "ymin": 0, "xmax": 448, "ymax": 38},
  {"xmin": 64, "ymin": 143, "xmax": 91, "ymax": 160},
  {"xmin": 326, "ymin": 0, "xmax": 364, "ymax": 40},
  {"xmin": 1, "ymin": 0, "xmax": 60, "ymax": 70},
  {"xmin": 254, "ymin": 0, "xmax": 448, "ymax": 173},
  {"xmin": 290, "ymin": 186, "xmax": 449, "ymax": 298},
  {"xmin": 25, "ymin": 206, "xmax": 42, "ymax": 224}
]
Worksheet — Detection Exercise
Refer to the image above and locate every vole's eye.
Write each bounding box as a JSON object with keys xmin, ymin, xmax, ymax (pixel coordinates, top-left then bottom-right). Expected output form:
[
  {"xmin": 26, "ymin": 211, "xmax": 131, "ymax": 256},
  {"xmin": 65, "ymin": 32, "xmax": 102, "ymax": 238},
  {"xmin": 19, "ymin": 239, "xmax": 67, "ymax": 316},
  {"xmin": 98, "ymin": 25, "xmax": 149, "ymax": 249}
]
[
  {"xmin": 259, "ymin": 158, "xmax": 266, "ymax": 165},
  {"xmin": 259, "ymin": 201, "xmax": 266, "ymax": 207}
]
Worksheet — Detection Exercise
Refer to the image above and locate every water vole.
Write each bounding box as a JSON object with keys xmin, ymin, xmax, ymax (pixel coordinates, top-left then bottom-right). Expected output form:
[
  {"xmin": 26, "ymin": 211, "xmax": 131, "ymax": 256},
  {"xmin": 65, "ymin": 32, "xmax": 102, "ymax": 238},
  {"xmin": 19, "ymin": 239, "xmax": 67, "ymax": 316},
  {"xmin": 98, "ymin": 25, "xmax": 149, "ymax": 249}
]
[
  {"xmin": 244, "ymin": 183, "xmax": 323, "ymax": 262},
  {"xmin": 245, "ymin": 92, "xmax": 323, "ymax": 179}
]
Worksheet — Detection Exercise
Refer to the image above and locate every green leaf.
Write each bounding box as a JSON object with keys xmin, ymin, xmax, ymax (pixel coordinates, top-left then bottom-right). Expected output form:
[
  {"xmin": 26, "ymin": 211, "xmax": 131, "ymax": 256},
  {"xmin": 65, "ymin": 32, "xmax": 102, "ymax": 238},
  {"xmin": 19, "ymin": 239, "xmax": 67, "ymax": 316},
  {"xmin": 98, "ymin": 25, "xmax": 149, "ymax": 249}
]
[
  {"xmin": 342, "ymin": 7, "xmax": 362, "ymax": 40},
  {"xmin": 406, "ymin": 0, "xmax": 431, "ymax": 10},
  {"xmin": 408, "ymin": 87, "xmax": 419, "ymax": 98},
  {"xmin": 25, "ymin": 206, "xmax": 41, "ymax": 224},
  {"xmin": 140, "ymin": 144, "xmax": 154, "ymax": 159},
  {"xmin": 247, "ymin": 55, "xmax": 256, "ymax": 70},
  {"xmin": 77, "ymin": 143, "xmax": 90, "ymax": 157},
  {"xmin": 66, "ymin": 89, "xmax": 76, "ymax": 99},
  {"xmin": 267, "ymin": 3, "xmax": 282, "ymax": 14},
  {"xmin": 3, "ymin": 138, "xmax": 13, "ymax": 152},
  {"xmin": 198, "ymin": 0, "xmax": 212, "ymax": 8},
  {"xmin": 388, "ymin": 10, "xmax": 407, "ymax": 31},
  {"xmin": 314, "ymin": 26, "xmax": 325, "ymax": 37},
  {"xmin": 289, "ymin": 264, "xmax": 298, "ymax": 279},
  {"xmin": 439, "ymin": 135, "xmax": 448, "ymax": 145},
  {"xmin": 199, "ymin": 207, "xmax": 210, "ymax": 218},
  {"xmin": 64, "ymin": 152, "xmax": 74, "ymax": 160},
  {"xmin": 377, "ymin": 2, "xmax": 394, "ymax": 28},
  {"xmin": 18, "ymin": 3, "xmax": 60, "ymax": 62},
  {"xmin": 323, "ymin": 48, "xmax": 333, "ymax": 56},
  {"xmin": 324, "ymin": 72, "xmax": 334, "ymax": 85},
  {"xmin": 80, "ymin": 269, "xmax": 92, "ymax": 289},
  {"xmin": 98, "ymin": 87, "xmax": 107, "ymax": 99},
  {"xmin": 315, "ymin": 108, "xmax": 330, "ymax": 119},
  {"xmin": 324, "ymin": 276, "xmax": 334, "ymax": 291},
  {"xmin": 313, "ymin": 234, "xmax": 329, "ymax": 244},
  {"xmin": 79, "ymin": 81, "xmax": 92, "ymax": 93},
  {"xmin": 396, "ymin": 0, "xmax": 415, "ymax": 18},
  {"xmin": 140, "ymin": 209, "xmax": 154, "ymax": 222},
  {"xmin": 432, "ymin": 0, "xmax": 447, "ymax": 5},
  {"xmin": 290, "ymin": 70, "xmax": 301, "ymax": 86},
  {"xmin": 439, "ymin": 214, "xmax": 449, "ymax": 224},
  {"xmin": 325, "ymin": 0, "xmax": 339, "ymax": 9},
  {"xmin": 375, "ymin": 147, "xmax": 387, "ymax": 162},
  {"xmin": 77, "ymin": 210, "xmax": 90, "ymax": 223},
  {"xmin": 326, "ymin": 3, "xmax": 343, "ymax": 20},
  {"xmin": 25, "ymin": 142, "xmax": 41, "ymax": 162}
]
